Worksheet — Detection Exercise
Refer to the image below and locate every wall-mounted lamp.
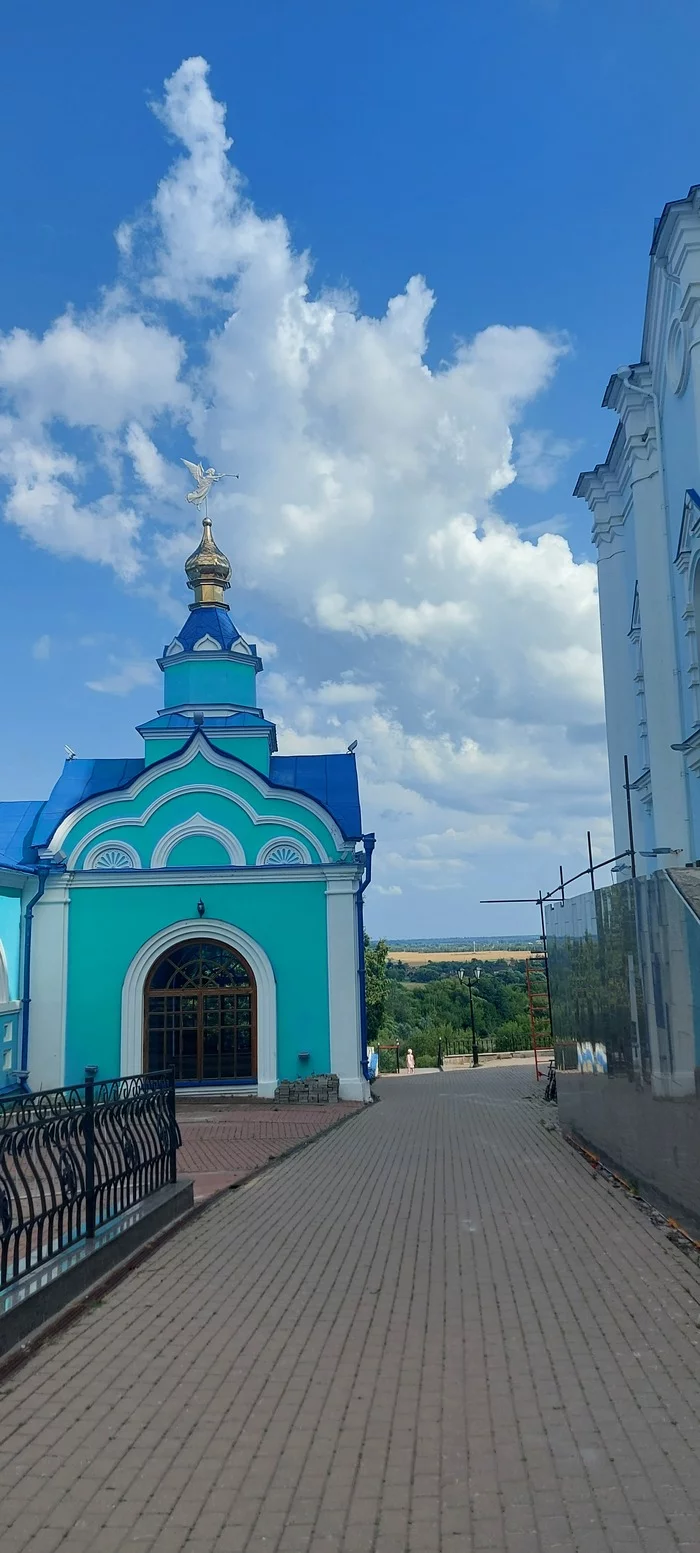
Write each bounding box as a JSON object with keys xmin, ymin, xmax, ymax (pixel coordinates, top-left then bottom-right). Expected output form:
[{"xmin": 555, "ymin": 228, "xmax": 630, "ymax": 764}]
[{"xmin": 197, "ymin": 899, "xmax": 206, "ymax": 918}]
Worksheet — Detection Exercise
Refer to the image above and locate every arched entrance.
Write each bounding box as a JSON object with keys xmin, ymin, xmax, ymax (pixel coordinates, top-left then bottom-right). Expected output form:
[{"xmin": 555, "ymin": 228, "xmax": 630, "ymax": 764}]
[{"xmin": 144, "ymin": 939, "xmax": 257, "ymax": 1083}]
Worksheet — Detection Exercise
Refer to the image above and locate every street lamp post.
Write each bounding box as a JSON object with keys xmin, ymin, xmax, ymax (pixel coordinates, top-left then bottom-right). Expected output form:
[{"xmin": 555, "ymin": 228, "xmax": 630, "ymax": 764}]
[{"xmin": 458, "ymin": 967, "xmax": 481, "ymax": 1067}]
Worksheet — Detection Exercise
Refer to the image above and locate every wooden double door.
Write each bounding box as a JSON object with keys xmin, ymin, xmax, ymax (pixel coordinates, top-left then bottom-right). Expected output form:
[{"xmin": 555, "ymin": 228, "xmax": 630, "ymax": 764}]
[{"xmin": 144, "ymin": 939, "xmax": 257, "ymax": 1083}]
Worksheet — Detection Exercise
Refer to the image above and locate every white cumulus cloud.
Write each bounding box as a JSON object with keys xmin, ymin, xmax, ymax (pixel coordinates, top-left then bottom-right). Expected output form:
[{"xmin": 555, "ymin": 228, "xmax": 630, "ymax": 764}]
[{"xmin": 0, "ymin": 55, "xmax": 608, "ymax": 928}]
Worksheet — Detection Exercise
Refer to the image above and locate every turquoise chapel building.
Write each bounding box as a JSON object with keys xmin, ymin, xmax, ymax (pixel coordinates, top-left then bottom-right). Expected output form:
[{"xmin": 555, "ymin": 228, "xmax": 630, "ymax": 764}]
[{"xmin": 0, "ymin": 518, "xmax": 373, "ymax": 1102}]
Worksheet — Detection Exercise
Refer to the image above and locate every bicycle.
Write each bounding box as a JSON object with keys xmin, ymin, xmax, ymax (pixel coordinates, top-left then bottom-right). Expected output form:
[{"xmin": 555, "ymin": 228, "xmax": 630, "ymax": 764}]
[{"xmin": 543, "ymin": 1059, "xmax": 557, "ymax": 1103}]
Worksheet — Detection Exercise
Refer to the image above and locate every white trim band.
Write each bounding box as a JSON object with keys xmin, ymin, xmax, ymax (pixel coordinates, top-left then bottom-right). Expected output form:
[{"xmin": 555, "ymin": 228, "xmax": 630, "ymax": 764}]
[{"xmin": 150, "ymin": 814, "xmax": 245, "ymax": 869}]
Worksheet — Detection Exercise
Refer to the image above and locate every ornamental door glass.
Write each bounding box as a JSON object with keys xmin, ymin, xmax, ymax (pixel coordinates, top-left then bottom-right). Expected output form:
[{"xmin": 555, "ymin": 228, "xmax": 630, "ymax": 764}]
[{"xmin": 144, "ymin": 940, "xmax": 256, "ymax": 1082}]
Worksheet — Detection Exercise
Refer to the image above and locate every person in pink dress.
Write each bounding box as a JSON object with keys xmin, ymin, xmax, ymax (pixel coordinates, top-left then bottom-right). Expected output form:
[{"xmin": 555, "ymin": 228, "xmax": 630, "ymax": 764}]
[{"xmin": 406, "ymin": 1048, "xmax": 416, "ymax": 1074}]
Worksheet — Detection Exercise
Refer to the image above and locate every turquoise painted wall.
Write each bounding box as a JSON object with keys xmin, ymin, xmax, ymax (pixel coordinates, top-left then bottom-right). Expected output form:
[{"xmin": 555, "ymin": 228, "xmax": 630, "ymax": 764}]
[
  {"xmin": 64, "ymin": 879, "xmax": 330, "ymax": 1085},
  {"xmin": 162, "ymin": 656, "xmax": 257, "ymax": 709},
  {"xmin": 142, "ymin": 733, "xmax": 271, "ymax": 772},
  {"xmin": 65, "ymin": 751, "xmax": 334, "ymax": 868},
  {"xmin": 208, "ymin": 736, "xmax": 270, "ymax": 774},
  {"xmin": 143, "ymin": 738, "xmax": 192, "ymax": 767},
  {"xmin": 166, "ymin": 835, "xmax": 230, "ymax": 868},
  {"xmin": 0, "ymin": 891, "xmax": 22, "ymax": 1001}
]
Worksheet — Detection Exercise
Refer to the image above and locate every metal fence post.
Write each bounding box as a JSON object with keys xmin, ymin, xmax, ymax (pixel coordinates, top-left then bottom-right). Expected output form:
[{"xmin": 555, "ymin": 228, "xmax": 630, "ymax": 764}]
[
  {"xmin": 84, "ymin": 1066, "xmax": 97, "ymax": 1239},
  {"xmin": 167, "ymin": 1065, "xmax": 177, "ymax": 1184}
]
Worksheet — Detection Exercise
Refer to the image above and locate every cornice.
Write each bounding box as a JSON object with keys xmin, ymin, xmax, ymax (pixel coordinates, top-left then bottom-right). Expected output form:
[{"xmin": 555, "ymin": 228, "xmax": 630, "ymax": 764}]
[{"xmin": 68, "ymin": 862, "xmax": 363, "ymax": 889}]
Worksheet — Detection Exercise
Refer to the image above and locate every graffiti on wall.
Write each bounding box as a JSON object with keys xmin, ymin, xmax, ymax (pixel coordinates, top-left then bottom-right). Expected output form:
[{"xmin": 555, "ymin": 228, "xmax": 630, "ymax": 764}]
[{"xmin": 576, "ymin": 1041, "xmax": 608, "ymax": 1075}]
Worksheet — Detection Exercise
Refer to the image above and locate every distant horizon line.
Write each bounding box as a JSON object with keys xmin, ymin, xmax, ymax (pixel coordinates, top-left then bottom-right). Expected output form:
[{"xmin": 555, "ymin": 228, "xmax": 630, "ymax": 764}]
[{"xmin": 385, "ymin": 936, "xmax": 540, "ymax": 947}]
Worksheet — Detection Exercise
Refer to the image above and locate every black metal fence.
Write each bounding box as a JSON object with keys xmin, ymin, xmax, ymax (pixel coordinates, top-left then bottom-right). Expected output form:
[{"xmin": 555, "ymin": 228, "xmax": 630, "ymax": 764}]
[{"xmin": 0, "ymin": 1068, "xmax": 180, "ymax": 1291}]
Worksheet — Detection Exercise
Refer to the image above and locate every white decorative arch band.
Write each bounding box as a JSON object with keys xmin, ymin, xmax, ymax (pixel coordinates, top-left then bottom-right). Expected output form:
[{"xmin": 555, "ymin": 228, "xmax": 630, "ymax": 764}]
[
  {"xmin": 256, "ymin": 836, "xmax": 312, "ymax": 867},
  {"xmin": 120, "ymin": 918, "xmax": 277, "ymax": 1096},
  {"xmin": 65, "ymin": 785, "xmax": 330, "ymax": 870},
  {"xmin": 150, "ymin": 814, "xmax": 245, "ymax": 870},
  {"xmin": 83, "ymin": 840, "xmax": 142, "ymax": 871},
  {"xmin": 0, "ymin": 938, "xmax": 9, "ymax": 1005},
  {"xmin": 50, "ymin": 732, "xmax": 345, "ymax": 855}
]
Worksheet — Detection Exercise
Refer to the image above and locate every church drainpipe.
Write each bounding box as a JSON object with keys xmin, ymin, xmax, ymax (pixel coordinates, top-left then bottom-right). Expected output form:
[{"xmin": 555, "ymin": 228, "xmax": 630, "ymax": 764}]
[
  {"xmin": 357, "ymin": 833, "xmax": 376, "ymax": 1081},
  {"xmin": 19, "ymin": 863, "xmax": 50, "ymax": 1086}
]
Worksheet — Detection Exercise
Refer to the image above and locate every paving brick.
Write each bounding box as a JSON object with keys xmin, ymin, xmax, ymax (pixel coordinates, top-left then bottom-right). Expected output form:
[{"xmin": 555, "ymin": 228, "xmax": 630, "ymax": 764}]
[{"xmin": 2, "ymin": 1068, "xmax": 700, "ymax": 1553}]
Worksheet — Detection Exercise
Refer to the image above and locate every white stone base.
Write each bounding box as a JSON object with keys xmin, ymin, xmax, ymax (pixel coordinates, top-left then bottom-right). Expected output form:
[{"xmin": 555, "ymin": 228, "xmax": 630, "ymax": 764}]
[{"xmin": 339, "ymin": 1075, "xmax": 372, "ymax": 1103}]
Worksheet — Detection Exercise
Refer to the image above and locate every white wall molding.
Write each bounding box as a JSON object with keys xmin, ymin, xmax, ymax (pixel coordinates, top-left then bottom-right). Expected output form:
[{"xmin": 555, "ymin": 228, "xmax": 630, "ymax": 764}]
[
  {"xmin": 68, "ymin": 863, "xmax": 363, "ymax": 889},
  {"xmin": 150, "ymin": 814, "xmax": 246, "ymax": 869},
  {"xmin": 0, "ymin": 939, "xmax": 9, "ymax": 1005},
  {"xmin": 28, "ymin": 878, "xmax": 70, "ymax": 1091},
  {"xmin": 83, "ymin": 840, "xmax": 142, "ymax": 872},
  {"xmin": 192, "ymin": 634, "xmax": 222, "ymax": 652},
  {"xmin": 325, "ymin": 877, "xmax": 369, "ymax": 1103},
  {"xmin": 121, "ymin": 917, "xmax": 277, "ymax": 1096},
  {"xmin": 49, "ymin": 731, "xmax": 346, "ymax": 854},
  {"xmin": 256, "ymin": 836, "xmax": 312, "ymax": 867},
  {"xmin": 65, "ymin": 785, "xmax": 330, "ymax": 870}
]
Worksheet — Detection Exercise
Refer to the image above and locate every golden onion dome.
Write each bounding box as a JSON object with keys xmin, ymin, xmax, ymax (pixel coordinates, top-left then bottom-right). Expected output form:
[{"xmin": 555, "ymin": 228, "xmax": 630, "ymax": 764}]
[{"xmin": 184, "ymin": 516, "xmax": 232, "ymax": 609}]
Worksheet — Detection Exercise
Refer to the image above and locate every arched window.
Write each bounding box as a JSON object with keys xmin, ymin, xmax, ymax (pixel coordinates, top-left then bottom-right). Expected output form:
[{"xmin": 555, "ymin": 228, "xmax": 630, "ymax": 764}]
[{"xmin": 144, "ymin": 939, "xmax": 256, "ymax": 1084}]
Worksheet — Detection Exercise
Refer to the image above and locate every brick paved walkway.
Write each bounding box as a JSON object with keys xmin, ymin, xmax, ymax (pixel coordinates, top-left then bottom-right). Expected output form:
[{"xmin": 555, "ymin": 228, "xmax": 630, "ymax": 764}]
[
  {"xmin": 177, "ymin": 1104, "xmax": 363, "ymax": 1201},
  {"xmin": 2, "ymin": 1067, "xmax": 700, "ymax": 1553}
]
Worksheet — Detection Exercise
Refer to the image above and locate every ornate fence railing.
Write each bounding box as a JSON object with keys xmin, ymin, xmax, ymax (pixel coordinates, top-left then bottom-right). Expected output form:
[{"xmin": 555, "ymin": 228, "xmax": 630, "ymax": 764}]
[
  {"xmin": 437, "ymin": 1032, "xmax": 533, "ymax": 1064},
  {"xmin": 0, "ymin": 1068, "xmax": 180, "ymax": 1291}
]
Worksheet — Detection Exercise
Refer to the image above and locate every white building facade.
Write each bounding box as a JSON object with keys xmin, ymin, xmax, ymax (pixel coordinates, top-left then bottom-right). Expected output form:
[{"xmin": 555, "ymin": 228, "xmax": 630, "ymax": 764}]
[{"xmin": 577, "ymin": 184, "xmax": 700, "ymax": 874}]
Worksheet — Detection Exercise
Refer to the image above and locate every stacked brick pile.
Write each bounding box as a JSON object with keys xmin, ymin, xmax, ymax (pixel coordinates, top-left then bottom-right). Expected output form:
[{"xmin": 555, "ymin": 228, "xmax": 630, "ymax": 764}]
[{"xmin": 274, "ymin": 1074, "xmax": 340, "ymax": 1104}]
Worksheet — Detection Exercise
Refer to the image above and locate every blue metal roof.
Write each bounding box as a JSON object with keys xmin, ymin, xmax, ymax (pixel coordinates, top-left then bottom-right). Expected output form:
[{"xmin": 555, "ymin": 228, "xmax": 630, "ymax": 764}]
[
  {"xmin": 0, "ymin": 801, "xmax": 45, "ymax": 871},
  {"xmin": 269, "ymin": 754, "xmax": 362, "ymax": 840},
  {"xmin": 23, "ymin": 747, "xmax": 362, "ymax": 857},
  {"xmin": 32, "ymin": 759, "xmax": 145, "ymax": 850},
  {"xmin": 166, "ymin": 607, "xmax": 250, "ymax": 655}
]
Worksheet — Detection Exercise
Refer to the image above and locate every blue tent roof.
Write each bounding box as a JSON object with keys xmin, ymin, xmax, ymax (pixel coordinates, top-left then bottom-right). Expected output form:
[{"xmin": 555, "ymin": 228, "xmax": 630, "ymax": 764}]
[
  {"xmin": 166, "ymin": 607, "xmax": 250, "ymax": 655},
  {"xmin": 31, "ymin": 759, "xmax": 144, "ymax": 850},
  {"xmin": 269, "ymin": 754, "xmax": 362, "ymax": 840},
  {"xmin": 0, "ymin": 801, "xmax": 45, "ymax": 871}
]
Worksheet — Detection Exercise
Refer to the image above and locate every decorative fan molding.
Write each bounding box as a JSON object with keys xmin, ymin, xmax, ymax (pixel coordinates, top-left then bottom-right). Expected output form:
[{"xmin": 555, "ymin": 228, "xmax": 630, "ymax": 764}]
[
  {"xmin": 257, "ymin": 837, "xmax": 311, "ymax": 867},
  {"xmin": 83, "ymin": 842, "xmax": 140, "ymax": 871}
]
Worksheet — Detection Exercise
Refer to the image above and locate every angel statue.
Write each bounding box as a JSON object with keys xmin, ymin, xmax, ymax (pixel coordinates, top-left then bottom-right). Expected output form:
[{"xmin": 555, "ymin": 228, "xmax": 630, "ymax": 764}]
[{"xmin": 182, "ymin": 459, "xmax": 237, "ymax": 511}]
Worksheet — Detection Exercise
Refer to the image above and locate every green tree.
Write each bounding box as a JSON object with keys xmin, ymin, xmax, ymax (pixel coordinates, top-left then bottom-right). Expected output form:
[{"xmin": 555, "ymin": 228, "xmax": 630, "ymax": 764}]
[{"xmin": 364, "ymin": 934, "xmax": 389, "ymax": 1043}]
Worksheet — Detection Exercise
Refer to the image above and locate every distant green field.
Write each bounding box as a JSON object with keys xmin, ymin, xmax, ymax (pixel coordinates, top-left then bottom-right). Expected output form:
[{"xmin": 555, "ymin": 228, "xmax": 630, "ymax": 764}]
[{"xmin": 386, "ymin": 937, "xmax": 539, "ymax": 953}]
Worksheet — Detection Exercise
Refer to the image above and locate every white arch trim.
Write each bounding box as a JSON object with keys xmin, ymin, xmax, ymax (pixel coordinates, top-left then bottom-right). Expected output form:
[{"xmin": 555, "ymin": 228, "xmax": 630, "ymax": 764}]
[
  {"xmin": 65, "ymin": 786, "xmax": 330, "ymax": 870},
  {"xmin": 0, "ymin": 939, "xmax": 9, "ymax": 1005},
  {"xmin": 256, "ymin": 836, "xmax": 312, "ymax": 867},
  {"xmin": 151, "ymin": 814, "xmax": 245, "ymax": 869},
  {"xmin": 121, "ymin": 918, "xmax": 277, "ymax": 1096},
  {"xmin": 49, "ymin": 732, "xmax": 346, "ymax": 853},
  {"xmin": 83, "ymin": 840, "xmax": 142, "ymax": 871},
  {"xmin": 192, "ymin": 634, "xmax": 222, "ymax": 652}
]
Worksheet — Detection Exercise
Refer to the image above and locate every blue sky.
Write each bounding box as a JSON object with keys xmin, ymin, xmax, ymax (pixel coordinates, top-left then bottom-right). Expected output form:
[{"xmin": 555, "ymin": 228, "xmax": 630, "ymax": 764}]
[{"xmin": 2, "ymin": 0, "xmax": 699, "ymax": 934}]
